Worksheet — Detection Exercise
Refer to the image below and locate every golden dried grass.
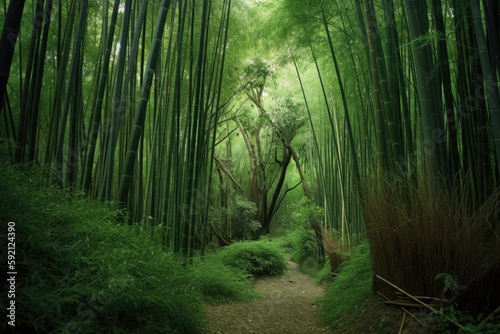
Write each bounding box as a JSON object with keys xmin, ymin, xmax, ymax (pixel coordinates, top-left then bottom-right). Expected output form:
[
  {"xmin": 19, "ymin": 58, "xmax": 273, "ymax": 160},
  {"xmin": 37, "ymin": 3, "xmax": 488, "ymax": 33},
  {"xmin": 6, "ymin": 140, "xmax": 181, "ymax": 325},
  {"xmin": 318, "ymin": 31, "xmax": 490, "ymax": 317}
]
[
  {"xmin": 361, "ymin": 177, "xmax": 500, "ymax": 313},
  {"xmin": 322, "ymin": 229, "xmax": 346, "ymax": 273}
]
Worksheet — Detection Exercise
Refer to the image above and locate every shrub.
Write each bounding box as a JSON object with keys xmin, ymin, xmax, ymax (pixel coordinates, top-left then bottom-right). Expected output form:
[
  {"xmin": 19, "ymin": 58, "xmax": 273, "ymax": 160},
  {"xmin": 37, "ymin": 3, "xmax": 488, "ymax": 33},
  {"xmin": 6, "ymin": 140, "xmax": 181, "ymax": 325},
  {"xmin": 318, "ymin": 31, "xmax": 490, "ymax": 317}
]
[
  {"xmin": 269, "ymin": 235, "xmax": 293, "ymax": 251},
  {"xmin": 319, "ymin": 242, "xmax": 373, "ymax": 326},
  {"xmin": 214, "ymin": 239, "xmax": 288, "ymax": 277},
  {"xmin": 230, "ymin": 194, "xmax": 261, "ymax": 239},
  {"xmin": 208, "ymin": 192, "xmax": 260, "ymax": 241},
  {"xmin": 288, "ymin": 226, "xmax": 317, "ymax": 268},
  {"xmin": 191, "ymin": 258, "xmax": 259, "ymax": 303},
  {"xmin": 0, "ymin": 164, "xmax": 204, "ymax": 333},
  {"xmin": 287, "ymin": 200, "xmax": 325, "ymax": 271}
]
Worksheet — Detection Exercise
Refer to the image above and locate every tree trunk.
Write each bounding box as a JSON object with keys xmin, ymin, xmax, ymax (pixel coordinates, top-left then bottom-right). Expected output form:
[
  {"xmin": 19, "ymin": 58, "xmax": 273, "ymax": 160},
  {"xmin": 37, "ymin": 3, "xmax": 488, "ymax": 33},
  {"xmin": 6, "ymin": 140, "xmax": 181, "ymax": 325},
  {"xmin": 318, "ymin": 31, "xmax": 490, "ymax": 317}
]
[
  {"xmin": 284, "ymin": 141, "xmax": 311, "ymax": 201},
  {"xmin": 0, "ymin": 0, "xmax": 26, "ymax": 110}
]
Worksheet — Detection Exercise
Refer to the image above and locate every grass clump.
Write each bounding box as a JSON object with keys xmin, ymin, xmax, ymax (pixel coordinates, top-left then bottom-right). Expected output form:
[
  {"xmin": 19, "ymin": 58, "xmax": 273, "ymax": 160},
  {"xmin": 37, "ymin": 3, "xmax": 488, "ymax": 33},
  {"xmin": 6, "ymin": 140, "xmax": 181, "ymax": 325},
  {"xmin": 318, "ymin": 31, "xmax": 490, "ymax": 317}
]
[
  {"xmin": 362, "ymin": 177, "xmax": 500, "ymax": 315},
  {"xmin": 315, "ymin": 260, "xmax": 335, "ymax": 284},
  {"xmin": 214, "ymin": 239, "xmax": 288, "ymax": 278},
  {"xmin": 268, "ymin": 235, "xmax": 293, "ymax": 252},
  {"xmin": 0, "ymin": 164, "xmax": 204, "ymax": 333},
  {"xmin": 286, "ymin": 200, "xmax": 331, "ymax": 274},
  {"xmin": 191, "ymin": 258, "xmax": 259, "ymax": 303},
  {"xmin": 319, "ymin": 242, "xmax": 373, "ymax": 327},
  {"xmin": 288, "ymin": 225, "xmax": 317, "ymax": 270}
]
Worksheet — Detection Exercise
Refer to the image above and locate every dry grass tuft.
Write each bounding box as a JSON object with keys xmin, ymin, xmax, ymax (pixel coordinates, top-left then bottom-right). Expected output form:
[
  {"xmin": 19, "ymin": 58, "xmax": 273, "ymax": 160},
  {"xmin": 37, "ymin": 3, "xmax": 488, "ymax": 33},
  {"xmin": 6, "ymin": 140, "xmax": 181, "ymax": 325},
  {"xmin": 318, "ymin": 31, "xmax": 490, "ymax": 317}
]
[
  {"xmin": 361, "ymin": 177, "xmax": 500, "ymax": 314},
  {"xmin": 322, "ymin": 229, "xmax": 346, "ymax": 273}
]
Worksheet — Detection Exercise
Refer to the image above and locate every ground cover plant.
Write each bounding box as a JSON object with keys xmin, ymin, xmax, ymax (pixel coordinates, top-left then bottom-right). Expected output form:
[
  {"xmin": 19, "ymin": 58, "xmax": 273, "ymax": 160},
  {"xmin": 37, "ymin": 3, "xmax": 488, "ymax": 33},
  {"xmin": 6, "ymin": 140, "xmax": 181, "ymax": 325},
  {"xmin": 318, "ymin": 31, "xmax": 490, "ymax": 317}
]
[
  {"xmin": 0, "ymin": 162, "xmax": 260, "ymax": 333},
  {"xmin": 288, "ymin": 223, "xmax": 318, "ymax": 271},
  {"xmin": 213, "ymin": 238, "xmax": 288, "ymax": 278},
  {"xmin": 0, "ymin": 163, "xmax": 205, "ymax": 333},
  {"xmin": 318, "ymin": 242, "xmax": 373, "ymax": 328},
  {"xmin": 431, "ymin": 304, "xmax": 500, "ymax": 333},
  {"xmin": 286, "ymin": 200, "xmax": 327, "ymax": 272},
  {"xmin": 191, "ymin": 258, "xmax": 260, "ymax": 304}
]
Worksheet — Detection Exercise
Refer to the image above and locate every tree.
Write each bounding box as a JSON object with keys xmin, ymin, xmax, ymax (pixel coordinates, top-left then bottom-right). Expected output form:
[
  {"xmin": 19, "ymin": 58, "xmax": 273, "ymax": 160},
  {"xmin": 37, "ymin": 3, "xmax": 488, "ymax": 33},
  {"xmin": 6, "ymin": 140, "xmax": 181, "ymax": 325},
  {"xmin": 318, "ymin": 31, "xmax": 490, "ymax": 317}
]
[{"xmin": 231, "ymin": 59, "xmax": 310, "ymax": 235}]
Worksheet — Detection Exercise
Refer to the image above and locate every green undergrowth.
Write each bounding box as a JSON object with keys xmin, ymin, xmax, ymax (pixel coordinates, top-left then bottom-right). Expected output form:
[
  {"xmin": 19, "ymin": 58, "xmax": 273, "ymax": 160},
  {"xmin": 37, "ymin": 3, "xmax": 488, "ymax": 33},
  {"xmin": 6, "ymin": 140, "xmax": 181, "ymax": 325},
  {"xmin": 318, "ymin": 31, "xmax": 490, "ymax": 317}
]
[
  {"xmin": 192, "ymin": 236, "xmax": 288, "ymax": 303},
  {"xmin": 431, "ymin": 304, "xmax": 500, "ymax": 333},
  {"xmin": 315, "ymin": 260, "xmax": 335, "ymax": 284},
  {"xmin": 267, "ymin": 235, "xmax": 293, "ymax": 252},
  {"xmin": 0, "ymin": 163, "xmax": 204, "ymax": 333},
  {"xmin": 288, "ymin": 225, "xmax": 319, "ymax": 272},
  {"xmin": 318, "ymin": 241, "xmax": 373, "ymax": 328},
  {"xmin": 0, "ymin": 163, "xmax": 260, "ymax": 333},
  {"xmin": 284, "ymin": 201, "xmax": 331, "ymax": 275},
  {"xmin": 213, "ymin": 238, "xmax": 288, "ymax": 278},
  {"xmin": 191, "ymin": 258, "xmax": 259, "ymax": 304}
]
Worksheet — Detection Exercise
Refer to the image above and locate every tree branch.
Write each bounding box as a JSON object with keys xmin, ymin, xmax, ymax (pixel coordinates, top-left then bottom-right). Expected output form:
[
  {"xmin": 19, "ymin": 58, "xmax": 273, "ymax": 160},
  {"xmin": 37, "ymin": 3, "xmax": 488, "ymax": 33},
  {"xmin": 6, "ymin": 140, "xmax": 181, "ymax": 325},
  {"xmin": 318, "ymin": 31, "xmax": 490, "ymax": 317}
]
[
  {"xmin": 213, "ymin": 154, "xmax": 244, "ymax": 194},
  {"xmin": 271, "ymin": 180, "xmax": 302, "ymax": 219}
]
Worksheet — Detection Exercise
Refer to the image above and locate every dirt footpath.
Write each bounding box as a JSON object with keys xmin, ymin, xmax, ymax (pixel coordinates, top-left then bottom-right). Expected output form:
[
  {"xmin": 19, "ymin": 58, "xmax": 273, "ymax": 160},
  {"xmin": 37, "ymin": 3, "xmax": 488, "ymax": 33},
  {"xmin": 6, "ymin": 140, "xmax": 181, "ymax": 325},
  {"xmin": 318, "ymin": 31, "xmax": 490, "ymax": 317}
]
[{"xmin": 203, "ymin": 258, "xmax": 335, "ymax": 334}]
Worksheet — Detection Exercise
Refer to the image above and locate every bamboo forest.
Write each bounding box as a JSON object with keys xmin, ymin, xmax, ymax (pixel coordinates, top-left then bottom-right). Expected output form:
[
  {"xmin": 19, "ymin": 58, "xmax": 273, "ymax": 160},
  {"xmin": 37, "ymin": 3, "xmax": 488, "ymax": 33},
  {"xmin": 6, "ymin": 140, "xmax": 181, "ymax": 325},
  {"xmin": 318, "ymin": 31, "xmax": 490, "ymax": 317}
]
[{"xmin": 1, "ymin": 0, "xmax": 500, "ymax": 333}]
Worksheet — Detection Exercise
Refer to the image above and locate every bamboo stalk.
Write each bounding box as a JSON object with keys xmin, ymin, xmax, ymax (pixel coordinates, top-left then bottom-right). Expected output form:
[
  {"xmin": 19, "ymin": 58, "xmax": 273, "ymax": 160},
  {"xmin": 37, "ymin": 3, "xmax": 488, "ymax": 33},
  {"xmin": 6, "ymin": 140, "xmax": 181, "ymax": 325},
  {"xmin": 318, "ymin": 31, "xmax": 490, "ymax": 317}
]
[
  {"xmin": 398, "ymin": 312, "xmax": 406, "ymax": 334},
  {"xmin": 0, "ymin": 0, "xmax": 26, "ymax": 112},
  {"xmin": 377, "ymin": 291, "xmax": 426, "ymax": 328},
  {"xmin": 118, "ymin": 0, "xmax": 173, "ymax": 206},
  {"xmin": 82, "ymin": 0, "xmax": 121, "ymax": 192},
  {"xmin": 383, "ymin": 300, "xmax": 422, "ymax": 308},
  {"xmin": 395, "ymin": 292, "xmax": 451, "ymax": 303},
  {"xmin": 477, "ymin": 305, "xmax": 500, "ymax": 330}
]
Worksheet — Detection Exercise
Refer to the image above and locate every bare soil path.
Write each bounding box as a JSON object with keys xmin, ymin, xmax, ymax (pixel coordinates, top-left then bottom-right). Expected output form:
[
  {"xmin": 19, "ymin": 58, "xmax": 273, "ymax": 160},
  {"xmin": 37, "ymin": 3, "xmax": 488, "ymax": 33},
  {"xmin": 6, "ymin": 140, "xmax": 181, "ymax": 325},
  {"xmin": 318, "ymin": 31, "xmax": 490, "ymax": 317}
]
[{"xmin": 203, "ymin": 257, "xmax": 336, "ymax": 334}]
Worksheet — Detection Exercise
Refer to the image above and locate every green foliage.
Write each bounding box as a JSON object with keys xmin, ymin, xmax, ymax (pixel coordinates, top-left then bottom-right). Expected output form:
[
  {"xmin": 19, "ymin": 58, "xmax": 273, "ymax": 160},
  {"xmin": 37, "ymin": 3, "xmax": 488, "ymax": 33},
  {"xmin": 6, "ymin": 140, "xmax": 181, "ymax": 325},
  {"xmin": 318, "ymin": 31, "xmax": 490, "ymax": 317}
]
[
  {"xmin": 209, "ymin": 192, "xmax": 261, "ymax": 240},
  {"xmin": 315, "ymin": 260, "xmax": 334, "ymax": 284},
  {"xmin": 319, "ymin": 242, "xmax": 373, "ymax": 327},
  {"xmin": 268, "ymin": 235, "xmax": 294, "ymax": 251},
  {"xmin": 191, "ymin": 258, "xmax": 259, "ymax": 304},
  {"xmin": 244, "ymin": 58, "xmax": 274, "ymax": 90},
  {"xmin": 287, "ymin": 200, "xmax": 324, "ymax": 270},
  {"xmin": 214, "ymin": 239, "xmax": 288, "ymax": 278},
  {"xmin": 269, "ymin": 96, "xmax": 306, "ymax": 141},
  {"xmin": 431, "ymin": 305, "xmax": 500, "ymax": 334},
  {"xmin": 0, "ymin": 164, "xmax": 204, "ymax": 333},
  {"xmin": 435, "ymin": 272, "xmax": 459, "ymax": 295},
  {"xmin": 288, "ymin": 226, "xmax": 317, "ymax": 268},
  {"xmin": 230, "ymin": 193, "xmax": 261, "ymax": 239},
  {"xmin": 292, "ymin": 199, "xmax": 324, "ymax": 229}
]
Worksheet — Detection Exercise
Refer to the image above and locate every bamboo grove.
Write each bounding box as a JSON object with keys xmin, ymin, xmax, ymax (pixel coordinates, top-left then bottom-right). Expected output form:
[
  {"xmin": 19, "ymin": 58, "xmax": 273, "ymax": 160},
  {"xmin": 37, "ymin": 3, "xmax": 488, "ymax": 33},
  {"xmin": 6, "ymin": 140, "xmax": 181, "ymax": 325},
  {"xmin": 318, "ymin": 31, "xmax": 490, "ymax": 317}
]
[
  {"xmin": 1, "ymin": 0, "xmax": 500, "ymax": 306},
  {"xmin": 278, "ymin": 0, "xmax": 500, "ymax": 309},
  {"xmin": 0, "ymin": 0, "xmax": 232, "ymax": 257},
  {"xmin": 273, "ymin": 0, "xmax": 500, "ymax": 240}
]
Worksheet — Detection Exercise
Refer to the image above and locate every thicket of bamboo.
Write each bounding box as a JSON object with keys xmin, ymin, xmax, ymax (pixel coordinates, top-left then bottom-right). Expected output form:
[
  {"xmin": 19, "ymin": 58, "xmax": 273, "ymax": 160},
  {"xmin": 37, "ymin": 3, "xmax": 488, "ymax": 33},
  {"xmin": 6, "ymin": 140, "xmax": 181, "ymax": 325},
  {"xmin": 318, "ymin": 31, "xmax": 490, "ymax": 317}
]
[
  {"xmin": 284, "ymin": 0, "xmax": 500, "ymax": 313},
  {"xmin": 1, "ymin": 0, "xmax": 232, "ymax": 258},
  {"xmin": 1, "ymin": 1, "xmax": 499, "ymax": 313}
]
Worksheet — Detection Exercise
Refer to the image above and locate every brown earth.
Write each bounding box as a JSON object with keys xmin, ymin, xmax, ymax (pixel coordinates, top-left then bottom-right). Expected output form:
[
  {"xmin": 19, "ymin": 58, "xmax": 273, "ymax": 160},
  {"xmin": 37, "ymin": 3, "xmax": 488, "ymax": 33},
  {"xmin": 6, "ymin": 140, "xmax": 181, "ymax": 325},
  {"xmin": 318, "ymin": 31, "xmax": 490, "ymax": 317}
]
[
  {"xmin": 203, "ymin": 258, "xmax": 335, "ymax": 334},
  {"xmin": 203, "ymin": 257, "xmax": 431, "ymax": 334}
]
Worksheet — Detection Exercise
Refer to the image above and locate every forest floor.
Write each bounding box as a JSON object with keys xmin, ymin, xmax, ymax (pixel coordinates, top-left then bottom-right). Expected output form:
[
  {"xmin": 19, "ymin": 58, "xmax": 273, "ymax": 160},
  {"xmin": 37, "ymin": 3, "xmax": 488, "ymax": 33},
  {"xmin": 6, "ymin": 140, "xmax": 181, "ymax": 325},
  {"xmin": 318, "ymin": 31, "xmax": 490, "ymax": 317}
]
[
  {"xmin": 203, "ymin": 257, "xmax": 419, "ymax": 334},
  {"xmin": 203, "ymin": 257, "xmax": 335, "ymax": 334}
]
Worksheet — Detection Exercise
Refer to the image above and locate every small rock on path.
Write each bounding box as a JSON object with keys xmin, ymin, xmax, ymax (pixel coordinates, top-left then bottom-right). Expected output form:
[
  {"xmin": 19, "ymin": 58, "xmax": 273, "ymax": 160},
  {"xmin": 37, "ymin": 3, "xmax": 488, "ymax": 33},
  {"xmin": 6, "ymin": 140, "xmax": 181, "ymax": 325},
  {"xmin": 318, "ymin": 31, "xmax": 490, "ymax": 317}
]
[{"xmin": 203, "ymin": 258, "xmax": 335, "ymax": 334}]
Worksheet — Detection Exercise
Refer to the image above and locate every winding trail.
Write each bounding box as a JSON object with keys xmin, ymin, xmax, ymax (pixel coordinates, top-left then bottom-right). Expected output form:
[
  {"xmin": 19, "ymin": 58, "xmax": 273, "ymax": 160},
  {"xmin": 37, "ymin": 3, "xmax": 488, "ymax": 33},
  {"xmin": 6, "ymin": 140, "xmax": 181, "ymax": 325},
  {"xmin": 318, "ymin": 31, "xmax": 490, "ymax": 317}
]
[{"xmin": 203, "ymin": 258, "xmax": 335, "ymax": 334}]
